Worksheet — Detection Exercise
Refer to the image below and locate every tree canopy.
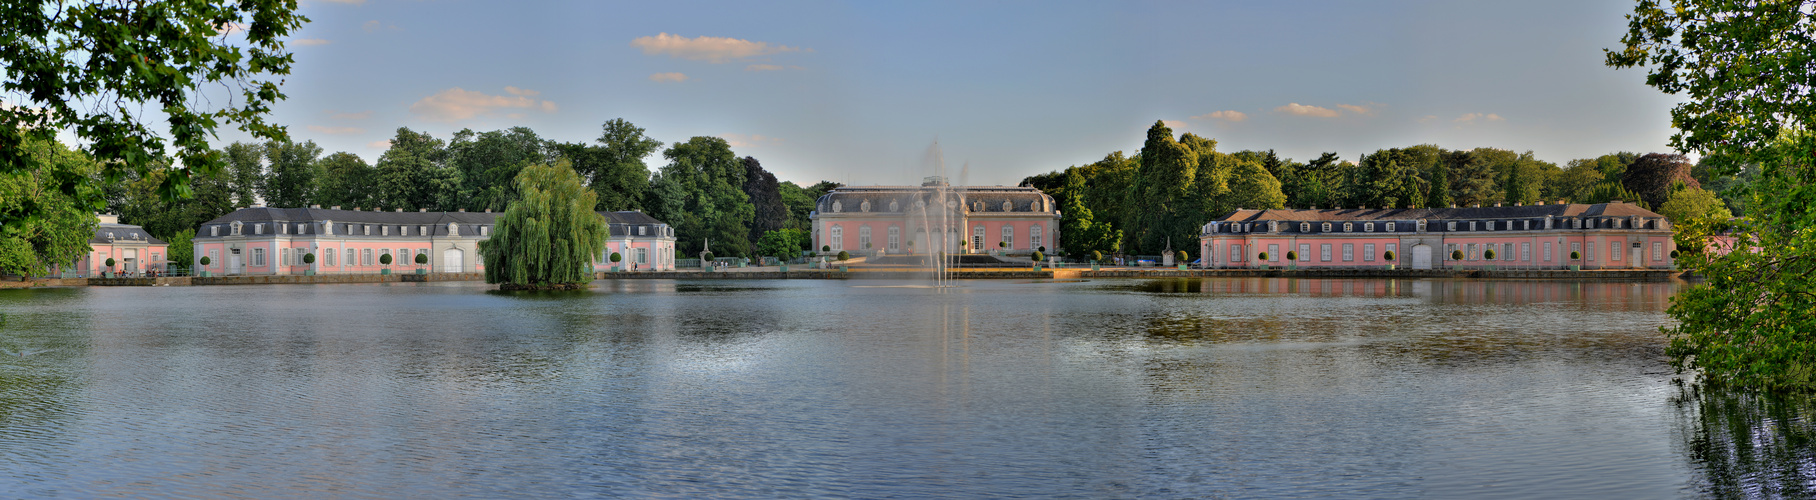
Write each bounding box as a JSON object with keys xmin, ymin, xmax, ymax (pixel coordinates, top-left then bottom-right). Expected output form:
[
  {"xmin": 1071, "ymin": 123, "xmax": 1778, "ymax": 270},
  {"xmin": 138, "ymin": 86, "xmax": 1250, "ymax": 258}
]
[{"xmin": 478, "ymin": 160, "xmax": 607, "ymax": 290}]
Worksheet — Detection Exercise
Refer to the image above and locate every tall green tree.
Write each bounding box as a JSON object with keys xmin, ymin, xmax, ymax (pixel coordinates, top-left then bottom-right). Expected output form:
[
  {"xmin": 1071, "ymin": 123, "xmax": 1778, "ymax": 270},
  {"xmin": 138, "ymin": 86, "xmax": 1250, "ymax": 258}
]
[
  {"xmin": 118, "ymin": 165, "xmax": 235, "ymax": 242},
  {"xmin": 1129, "ymin": 121, "xmax": 1199, "ymax": 255},
  {"xmin": 1610, "ymin": 0, "xmax": 1816, "ymax": 390},
  {"xmin": 742, "ymin": 156, "xmax": 788, "ymax": 244},
  {"xmin": 1427, "ymin": 152, "xmax": 1453, "ymax": 208},
  {"xmin": 1, "ymin": 1, "xmax": 305, "ymax": 225},
  {"xmin": 558, "ymin": 118, "xmax": 661, "ymax": 212},
  {"xmin": 448, "ymin": 127, "xmax": 551, "ymax": 211},
  {"xmin": 648, "ymin": 136, "xmax": 755, "ymax": 257},
  {"xmin": 1058, "ymin": 168, "xmax": 1121, "ymax": 259},
  {"xmin": 260, "ymin": 140, "xmax": 322, "ymax": 208},
  {"xmin": 374, "ymin": 127, "xmax": 456, "ymax": 211},
  {"xmin": 478, "ymin": 160, "xmax": 607, "ymax": 290},
  {"xmin": 1451, "ymin": 149, "xmax": 1500, "ymax": 207},
  {"xmin": 165, "ymin": 228, "xmax": 195, "ymax": 271},
  {"xmin": 222, "ymin": 142, "xmax": 265, "ymax": 207},
  {"xmin": 0, "ymin": 138, "xmax": 99, "ymax": 277},
  {"xmin": 1622, "ymin": 153, "xmax": 1700, "ymax": 209},
  {"xmin": 315, "ymin": 152, "xmax": 376, "ymax": 209},
  {"xmin": 1226, "ymin": 157, "xmax": 1287, "ymax": 212}
]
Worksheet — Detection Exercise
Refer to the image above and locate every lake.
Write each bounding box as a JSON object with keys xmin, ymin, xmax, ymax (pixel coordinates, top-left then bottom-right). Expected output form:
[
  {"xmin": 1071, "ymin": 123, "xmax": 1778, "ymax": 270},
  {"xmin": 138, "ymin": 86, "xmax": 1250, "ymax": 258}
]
[{"xmin": 0, "ymin": 278, "xmax": 1810, "ymax": 498}]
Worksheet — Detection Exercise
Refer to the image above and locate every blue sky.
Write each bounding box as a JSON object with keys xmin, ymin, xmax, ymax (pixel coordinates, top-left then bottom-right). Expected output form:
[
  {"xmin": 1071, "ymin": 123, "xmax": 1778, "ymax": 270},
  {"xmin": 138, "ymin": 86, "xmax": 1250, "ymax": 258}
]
[{"xmin": 234, "ymin": 0, "xmax": 1682, "ymax": 187}]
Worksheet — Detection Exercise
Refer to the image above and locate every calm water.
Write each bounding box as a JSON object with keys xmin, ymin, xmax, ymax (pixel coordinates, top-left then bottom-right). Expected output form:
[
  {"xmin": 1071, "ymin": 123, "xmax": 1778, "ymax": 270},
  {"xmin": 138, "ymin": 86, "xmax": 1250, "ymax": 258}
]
[{"xmin": 0, "ymin": 278, "xmax": 1810, "ymax": 498}]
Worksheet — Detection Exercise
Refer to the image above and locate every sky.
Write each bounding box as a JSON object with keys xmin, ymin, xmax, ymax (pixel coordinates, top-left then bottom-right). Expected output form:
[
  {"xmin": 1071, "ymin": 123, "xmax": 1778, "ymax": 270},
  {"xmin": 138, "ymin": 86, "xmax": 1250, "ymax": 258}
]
[{"xmin": 218, "ymin": 0, "xmax": 1684, "ymax": 187}]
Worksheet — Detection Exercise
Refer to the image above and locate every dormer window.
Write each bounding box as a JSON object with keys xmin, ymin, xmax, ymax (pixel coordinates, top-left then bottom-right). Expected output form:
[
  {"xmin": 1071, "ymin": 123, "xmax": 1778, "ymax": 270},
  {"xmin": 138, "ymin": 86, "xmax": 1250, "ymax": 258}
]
[
  {"xmin": 1002, "ymin": 201, "xmax": 1013, "ymax": 212},
  {"xmin": 255, "ymin": 223, "xmax": 264, "ymax": 235},
  {"xmin": 1300, "ymin": 222, "xmax": 1311, "ymax": 232},
  {"xmin": 1572, "ymin": 219, "xmax": 1582, "ymax": 229},
  {"xmin": 1268, "ymin": 221, "xmax": 1279, "ymax": 232},
  {"xmin": 639, "ymin": 226, "xmax": 647, "ymax": 236},
  {"xmin": 1365, "ymin": 222, "xmax": 1375, "ymax": 232},
  {"xmin": 1388, "ymin": 222, "xmax": 1398, "ymax": 232},
  {"xmin": 210, "ymin": 226, "xmax": 219, "ymax": 237},
  {"xmin": 974, "ymin": 201, "xmax": 984, "ymax": 212},
  {"xmin": 363, "ymin": 225, "xmax": 371, "ymax": 236},
  {"xmin": 1469, "ymin": 221, "xmax": 1477, "ymax": 231},
  {"xmin": 480, "ymin": 226, "xmax": 489, "ymax": 236},
  {"xmin": 1321, "ymin": 222, "xmax": 1332, "ymax": 232},
  {"xmin": 420, "ymin": 226, "xmax": 427, "ymax": 235},
  {"xmin": 1524, "ymin": 220, "xmax": 1531, "ymax": 230},
  {"xmin": 1447, "ymin": 222, "xmax": 1457, "ymax": 231},
  {"xmin": 382, "ymin": 225, "xmax": 389, "ymax": 236},
  {"xmin": 1343, "ymin": 222, "xmax": 1353, "ymax": 232}
]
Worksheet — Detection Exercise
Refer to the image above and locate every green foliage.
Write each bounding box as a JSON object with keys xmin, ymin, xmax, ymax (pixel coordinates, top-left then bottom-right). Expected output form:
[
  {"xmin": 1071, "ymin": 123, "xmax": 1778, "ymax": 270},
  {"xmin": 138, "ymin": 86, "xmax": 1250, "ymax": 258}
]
[
  {"xmin": 821, "ymin": 245, "xmax": 831, "ymax": 252},
  {"xmin": 1176, "ymin": 250, "xmax": 1188, "ymax": 263},
  {"xmin": 0, "ymin": 0, "xmax": 305, "ymax": 218},
  {"xmin": 1128, "ymin": 121, "xmax": 1200, "ymax": 255},
  {"xmin": 302, "ymin": 253, "xmax": 315, "ymax": 264},
  {"xmin": 1286, "ymin": 250, "xmax": 1298, "ymax": 261},
  {"xmin": 1092, "ymin": 250, "xmax": 1103, "ymax": 262},
  {"xmin": 743, "ymin": 157, "xmax": 788, "ymax": 243},
  {"xmin": 374, "ymin": 127, "xmax": 456, "ymax": 211},
  {"xmin": 1058, "ymin": 168, "xmax": 1121, "ymax": 258},
  {"xmin": 479, "ymin": 160, "xmax": 608, "ymax": 288},
  {"xmin": 756, "ymin": 228, "xmax": 806, "ymax": 260},
  {"xmin": 1623, "ymin": 153, "xmax": 1701, "ymax": 209},
  {"xmin": 315, "ymin": 152, "xmax": 376, "ymax": 209},
  {"xmin": 414, "ymin": 252, "xmax": 428, "ymax": 265},
  {"xmin": 1258, "ymin": 252, "xmax": 1269, "ymax": 261},
  {"xmin": 557, "ymin": 118, "xmax": 661, "ymax": 212},
  {"xmin": 1452, "ymin": 249, "xmax": 1464, "ymax": 260},
  {"xmin": 104, "ymin": 258, "xmax": 115, "ymax": 268},
  {"xmin": 1032, "ymin": 250, "xmax": 1045, "ymax": 262},
  {"xmin": 223, "ymin": 142, "xmax": 266, "ymax": 208},
  {"xmin": 1577, "ymin": 182, "xmax": 1650, "ymax": 208},
  {"xmin": 1570, "ymin": 250, "xmax": 1581, "ymax": 260},
  {"xmin": 648, "ymin": 136, "xmax": 754, "ymax": 257},
  {"xmin": 449, "ymin": 127, "xmax": 553, "ymax": 212},
  {"xmin": 1383, "ymin": 250, "xmax": 1396, "ymax": 261},
  {"xmin": 378, "ymin": 253, "xmax": 392, "ymax": 266},
  {"xmin": 118, "ymin": 164, "xmax": 236, "ymax": 242},
  {"xmin": 836, "ymin": 250, "xmax": 850, "ymax": 261},
  {"xmin": 0, "ymin": 138, "xmax": 99, "ymax": 276},
  {"xmin": 199, "ymin": 255, "xmax": 211, "ymax": 266},
  {"xmin": 166, "ymin": 228, "xmax": 194, "ymax": 271},
  {"xmin": 609, "ymin": 252, "xmax": 621, "ymax": 263},
  {"xmin": 1658, "ymin": 187, "xmax": 1732, "ymax": 223},
  {"xmin": 260, "ymin": 140, "xmax": 323, "ymax": 208}
]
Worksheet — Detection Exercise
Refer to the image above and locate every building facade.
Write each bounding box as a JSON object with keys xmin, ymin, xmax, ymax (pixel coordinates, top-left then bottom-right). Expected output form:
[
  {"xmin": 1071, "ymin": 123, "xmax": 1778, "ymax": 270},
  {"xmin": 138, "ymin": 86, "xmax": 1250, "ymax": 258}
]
[
  {"xmin": 810, "ymin": 178, "xmax": 1062, "ymax": 255},
  {"xmin": 192, "ymin": 206, "xmax": 677, "ymax": 275},
  {"xmin": 62, "ymin": 214, "xmax": 170, "ymax": 277},
  {"xmin": 1200, "ymin": 202, "xmax": 1676, "ymax": 270}
]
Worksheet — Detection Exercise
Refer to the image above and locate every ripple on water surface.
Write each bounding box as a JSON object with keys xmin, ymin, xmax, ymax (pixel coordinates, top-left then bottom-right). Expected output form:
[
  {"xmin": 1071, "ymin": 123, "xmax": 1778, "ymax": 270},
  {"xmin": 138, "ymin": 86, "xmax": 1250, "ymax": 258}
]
[{"xmin": 0, "ymin": 278, "xmax": 1743, "ymax": 497}]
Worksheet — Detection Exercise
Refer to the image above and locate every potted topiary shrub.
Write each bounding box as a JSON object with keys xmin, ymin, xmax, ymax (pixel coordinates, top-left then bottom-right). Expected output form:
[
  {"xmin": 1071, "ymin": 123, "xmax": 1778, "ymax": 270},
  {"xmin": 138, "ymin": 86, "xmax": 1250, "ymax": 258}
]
[
  {"xmin": 1569, "ymin": 250, "xmax": 1582, "ymax": 271},
  {"xmin": 198, "ymin": 255, "xmax": 211, "ymax": 277},
  {"xmin": 1451, "ymin": 249, "xmax": 1465, "ymax": 270},
  {"xmin": 303, "ymin": 252, "xmax": 316, "ymax": 276},
  {"xmin": 1669, "ymin": 249, "xmax": 1680, "ymax": 270},
  {"xmin": 1176, "ymin": 250, "xmax": 1189, "ymax": 271},
  {"xmin": 415, "ymin": 252, "xmax": 429, "ymax": 274},
  {"xmin": 104, "ymin": 257, "xmax": 115, "ymax": 278},
  {"xmin": 1286, "ymin": 251, "xmax": 1298, "ymax": 270},
  {"xmin": 1031, "ymin": 250, "xmax": 1045, "ymax": 271},
  {"xmin": 610, "ymin": 252, "xmax": 622, "ymax": 272},
  {"xmin": 1258, "ymin": 252, "xmax": 1270, "ymax": 270},
  {"xmin": 379, "ymin": 252, "xmax": 393, "ymax": 275},
  {"xmin": 1092, "ymin": 250, "xmax": 1103, "ymax": 271},
  {"xmin": 998, "ymin": 240, "xmax": 1008, "ymax": 256},
  {"xmin": 1483, "ymin": 248, "xmax": 1497, "ymax": 271},
  {"xmin": 1383, "ymin": 250, "xmax": 1396, "ymax": 270},
  {"xmin": 837, "ymin": 250, "xmax": 850, "ymax": 262}
]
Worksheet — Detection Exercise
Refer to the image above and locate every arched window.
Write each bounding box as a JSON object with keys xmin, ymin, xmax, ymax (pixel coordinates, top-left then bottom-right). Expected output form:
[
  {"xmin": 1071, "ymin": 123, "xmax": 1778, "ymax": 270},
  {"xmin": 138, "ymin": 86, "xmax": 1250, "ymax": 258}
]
[
  {"xmin": 1300, "ymin": 222, "xmax": 1311, "ymax": 232},
  {"xmin": 859, "ymin": 225, "xmax": 873, "ymax": 250},
  {"xmin": 888, "ymin": 226, "xmax": 901, "ymax": 252},
  {"xmin": 1001, "ymin": 225, "xmax": 1014, "ymax": 249},
  {"xmin": 1031, "ymin": 225, "xmax": 1043, "ymax": 250},
  {"xmin": 1321, "ymin": 222, "xmax": 1332, "ymax": 232},
  {"xmin": 1365, "ymin": 222, "xmax": 1375, "ymax": 232},
  {"xmin": 1343, "ymin": 222, "xmax": 1353, "ymax": 232},
  {"xmin": 830, "ymin": 225, "xmax": 844, "ymax": 251}
]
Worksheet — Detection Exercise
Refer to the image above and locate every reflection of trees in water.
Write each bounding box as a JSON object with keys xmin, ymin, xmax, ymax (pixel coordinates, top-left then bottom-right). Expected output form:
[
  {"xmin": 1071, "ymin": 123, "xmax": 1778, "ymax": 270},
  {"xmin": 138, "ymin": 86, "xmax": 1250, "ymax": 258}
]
[{"xmin": 1677, "ymin": 385, "xmax": 1816, "ymax": 498}]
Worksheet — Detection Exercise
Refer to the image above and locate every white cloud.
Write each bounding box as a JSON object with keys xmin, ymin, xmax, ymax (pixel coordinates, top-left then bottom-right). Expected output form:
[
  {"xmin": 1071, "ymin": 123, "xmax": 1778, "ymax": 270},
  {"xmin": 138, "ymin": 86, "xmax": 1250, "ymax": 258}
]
[
  {"xmin": 362, "ymin": 20, "xmax": 400, "ymax": 33},
  {"xmin": 292, "ymin": 38, "xmax": 331, "ymax": 46},
  {"xmin": 330, "ymin": 110, "xmax": 371, "ymax": 120},
  {"xmin": 1336, "ymin": 103, "xmax": 1376, "ymax": 115},
  {"xmin": 745, "ymin": 64, "xmax": 784, "ymax": 72},
  {"xmin": 649, "ymin": 72, "xmax": 689, "ymax": 83},
  {"xmin": 720, "ymin": 133, "xmax": 783, "ymax": 148},
  {"xmin": 504, "ymin": 86, "xmax": 539, "ymax": 97},
  {"xmin": 632, "ymin": 33, "xmax": 801, "ymax": 63},
  {"xmin": 306, "ymin": 125, "xmax": 364, "ymax": 135},
  {"xmin": 366, "ymin": 140, "xmax": 391, "ymax": 149},
  {"xmin": 408, "ymin": 87, "xmax": 559, "ymax": 122},
  {"xmin": 1454, "ymin": 112, "xmax": 1506, "ymax": 124},
  {"xmin": 1274, "ymin": 103, "xmax": 1340, "ymax": 117},
  {"xmin": 1161, "ymin": 120, "xmax": 1188, "ymax": 129},
  {"xmin": 1193, "ymin": 110, "xmax": 1248, "ymax": 122}
]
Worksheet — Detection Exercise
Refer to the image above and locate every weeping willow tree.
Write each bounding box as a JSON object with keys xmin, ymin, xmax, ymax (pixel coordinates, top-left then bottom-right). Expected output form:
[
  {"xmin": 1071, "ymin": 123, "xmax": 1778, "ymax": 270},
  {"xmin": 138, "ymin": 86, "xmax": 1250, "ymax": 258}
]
[{"xmin": 480, "ymin": 160, "xmax": 608, "ymax": 290}]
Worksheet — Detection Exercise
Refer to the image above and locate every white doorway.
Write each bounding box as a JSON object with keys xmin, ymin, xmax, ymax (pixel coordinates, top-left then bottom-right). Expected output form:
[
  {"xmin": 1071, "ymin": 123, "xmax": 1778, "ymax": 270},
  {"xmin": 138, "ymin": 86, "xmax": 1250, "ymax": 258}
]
[
  {"xmin": 1411, "ymin": 244, "xmax": 1433, "ymax": 270},
  {"xmin": 229, "ymin": 250, "xmax": 243, "ymax": 275},
  {"xmin": 1629, "ymin": 244, "xmax": 1643, "ymax": 268},
  {"xmin": 444, "ymin": 248, "xmax": 464, "ymax": 273}
]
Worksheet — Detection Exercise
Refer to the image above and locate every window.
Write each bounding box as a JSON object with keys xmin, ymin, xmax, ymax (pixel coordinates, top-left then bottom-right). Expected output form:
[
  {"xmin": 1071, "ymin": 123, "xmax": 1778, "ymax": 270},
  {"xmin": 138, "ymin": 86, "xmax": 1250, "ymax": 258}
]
[
  {"xmin": 252, "ymin": 248, "xmax": 265, "ymax": 266},
  {"xmin": 1447, "ymin": 244, "xmax": 1459, "ymax": 259},
  {"xmin": 1387, "ymin": 222, "xmax": 1397, "ymax": 232},
  {"xmin": 1467, "ymin": 243, "xmax": 1478, "ymax": 260},
  {"xmin": 208, "ymin": 249, "xmax": 219, "ymax": 268},
  {"xmin": 1447, "ymin": 222, "xmax": 1457, "ymax": 231},
  {"xmin": 1469, "ymin": 221, "xmax": 1477, "ymax": 231},
  {"xmin": 973, "ymin": 225, "xmax": 983, "ymax": 250},
  {"xmin": 1573, "ymin": 219, "xmax": 1583, "ymax": 229},
  {"xmin": 279, "ymin": 224, "xmax": 287, "ymax": 235},
  {"xmin": 888, "ymin": 226, "xmax": 901, "ymax": 252},
  {"xmin": 1298, "ymin": 243, "xmax": 1311, "ymax": 262},
  {"xmin": 211, "ymin": 226, "xmax": 219, "ymax": 237},
  {"xmin": 1524, "ymin": 220, "xmax": 1531, "ymax": 230},
  {"xmin": 975, "ymin": 201, "xmax": 985, "ymax": 212},
  {"xmin": 1320, "ymin": 243, "xmax": 1332, "ymax": 261},
  {"xmin": 1544, "ymin": 242, "xmax": 1553, "ymax": 261},
  {"xmin": 1301, "ymin": 222, "xmax": 1311, "ymax": 232},
  {"xmin": 1231, "ymin": 244, "xmax": 1243, "ymax": 262},
  {"xmin": 1587, "ymin": 242, "xmax": 1596, "ymax": 261},
  {"xmin": 1001, "ymin": 225, "xmax": 1014, "ymax": 249},
  {"xmin": 635, "ymin": 247, "xmax": 648, "ymax": 264},
  {"xmin": 1343, "ymin": 222, "xmax": 1353, "ymax": 232},
  {"xmin": 362, "ymin": 249, "xmax": 373, "ymax": 266},
  {"xmin": 1386, "ymin": 243, "xmax": 1397, "ymax": 259},
  {"xmin": 152, "ymin": 252, "xmax": 161, "ymax": 264},
  {"xmin": 325, "ymin": 250, "xmax": 335, "ymax": 267},
  {"xmin": 832, "ymin": 200, "xmax": 842, "ymax": 212},
  {"xmin": 1002, "ymin": 201, "xmax": 1013, "ymax": 212},
  {"xmin": 420, "ymin": 226, "xmax": 428, "ymax": 235},
  {"xmin": 1268, "ymin": 244, "xmax": 1280, "ymax": 262},
  {"xmin": 298, "ymin": 223, "xmax": 307, "ymax": 234},
  {"xmin": 363, "ymin": 225, "xmax": 371, "ymax": 236},
  {"xmin": 1653, "ymin": 242, "xmax": 1662, "ymax": 261},
  {"xmin": 1342, "ymin": 243, "xmax": 1354, "ymax": 261},
  {"xmin": 1504, "ymin": 243, "xmax": 1515, "ymax": 261},
  {"xmin": 1031, "ymin": 225, "xmax": 1043, "ymax": 250},
  {"xmin": 638, "ymin": 226, "xmax": 647, "ymax": 236},
  {"xmin": 1322, "ymin": 222, "xmax": 1332, "ymax": 232},
  {"xmin": 861, "ymin": 200, "xmax": 870, "ymax": 212},
  {"xmin": 830, "ymin": 225, "xmax": 843, "ymax": 251},
  {"xmin": 398, "ymin": 248, "xmax": 410, "ymax": 264},
  {"xmin": 859, "ymin": 225, "xmax": 873, "ymax": 250},
  {"xmin": 1365, "ymin": 222, "xmax": 1375, "ymax": 232},
  {"xmin": 1612, "ymin": 244, "xmax": 1622, "ymax": 261},
  {"xmin": 1571, "ymin": 242, "xmax": 1581, "ymax": 259},
  {"xmin": 346, "ymin": 249, "xmax": 355, "ymax": 267},
  {"xmin": 1522, "ymin": 242, "xmax": 1532, "ymax": 261},
  {"xmin": 382, "ymin": 225, "xmax": 389, "ymax": 236},
  {"xmin": 889, "ymin": 201, "xmax": 899, "ymax": 212}
]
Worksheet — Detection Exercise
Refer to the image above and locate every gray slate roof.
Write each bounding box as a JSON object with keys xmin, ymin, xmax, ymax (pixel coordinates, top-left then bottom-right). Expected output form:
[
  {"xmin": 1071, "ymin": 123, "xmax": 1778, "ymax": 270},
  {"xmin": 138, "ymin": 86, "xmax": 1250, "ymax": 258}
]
[
  {"xmin": 90, "ymin": 223, "xmax": 167, "ymax": 245},
  {"xmin": 196, "ymin": 207, "xmax": 670, "ymax": 238},
  {"xmin": 816, "ymin": 186, "xmax": 1056, "ymax": 215},
  {"xmin": 1208, "ymin": 202, "xmax": 1670, "ymax": 235}
]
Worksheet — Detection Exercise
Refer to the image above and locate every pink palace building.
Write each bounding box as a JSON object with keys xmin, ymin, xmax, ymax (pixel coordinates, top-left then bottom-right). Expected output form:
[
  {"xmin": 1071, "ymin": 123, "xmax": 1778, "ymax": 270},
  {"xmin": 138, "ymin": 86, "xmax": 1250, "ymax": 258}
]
[
  {"xmin": 192, "ymin": 206, "xmax": 677, "ymax": 275},
  {"xmin": 1200, "ymin": 201, "xmax": 1676, "ymax": 270},
  {"xmin": 59, "ymin": 214, "xmax": 171, "ymax": 277},
  {"xmin": 811, "ymin": 177, "xmax": 1061, "ymax": 256}
]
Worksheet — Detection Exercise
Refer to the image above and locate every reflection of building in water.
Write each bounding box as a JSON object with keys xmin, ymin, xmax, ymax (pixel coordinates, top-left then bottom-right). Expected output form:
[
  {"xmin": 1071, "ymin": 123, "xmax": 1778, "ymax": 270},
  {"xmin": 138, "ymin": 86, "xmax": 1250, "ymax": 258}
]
[
  {"xmin": 192, "ymin": 206, "xmax": 678, "ymax": 275},
  {"xmin": 811, "ymin": 177, "xmax": 1061, "ymax": 255},
  {"xmin": 1201, "ymin": 201, "xmax": 1676, "ymax": 270}
]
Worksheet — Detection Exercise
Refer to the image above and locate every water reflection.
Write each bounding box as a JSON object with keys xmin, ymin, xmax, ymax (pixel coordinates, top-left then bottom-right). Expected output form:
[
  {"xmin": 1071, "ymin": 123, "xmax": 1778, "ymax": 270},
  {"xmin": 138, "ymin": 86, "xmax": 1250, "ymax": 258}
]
[
  {"xmin": 1676, "ymin": 386, "xmax": 1816, "ymax": 498},
  {"xmin": 0, "ymin": 278, "xmax": 1783, "ymax": 497}
]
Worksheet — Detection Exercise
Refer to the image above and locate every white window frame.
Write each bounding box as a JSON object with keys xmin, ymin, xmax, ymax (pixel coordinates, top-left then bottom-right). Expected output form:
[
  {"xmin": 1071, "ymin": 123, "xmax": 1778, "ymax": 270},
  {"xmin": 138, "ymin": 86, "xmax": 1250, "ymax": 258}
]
[
  {"xmin": 1001, "ymin": 225, "xmax": 1014, "ymax": 249},
  {"xmin": 888, "ymin": 226, "xmax": 901, "ymax": 252},
  {"xmin": 1268, "ymin": 244, "xmax": 1280, "ymax": 262},
  {"xmin": 1342, "ymin": 243, "xmax": 1354, "ymax": 262},
  {"xmin": 1320, "ymin": 243, "xmax": 1332, "ymax": 262},
  {"xmin": 1653, "ymin": 242, "xmax": 1662, "ymax": 261},
  {"xmin": 1363, "ymin": 243, "xmax": 1375, "ymax": 262},
  {"xmin": 1030, "ymin": 225, "xmax": 1043, "ymax": 250},
  {"xmin": 252, "ymin": 248, "xmax": 265, "ymax": 266},
  {"xmin": 1522, "ymin": 242, "xmax": 1532, "ymax": 261},
  {"xmin": 859, "ymin": 225, "xmax": 872, "ymax": 250},
  {"xmin": 829, "ymin": 225, "xmax": 843, "ymax": 251},
  {"xmin": 1231, "ymin": 244, "xmax": 1242, "ymax": 262},
  {"xmin": 1298, "ymin": 243, "xmax": 1311, "ymax": 262}
]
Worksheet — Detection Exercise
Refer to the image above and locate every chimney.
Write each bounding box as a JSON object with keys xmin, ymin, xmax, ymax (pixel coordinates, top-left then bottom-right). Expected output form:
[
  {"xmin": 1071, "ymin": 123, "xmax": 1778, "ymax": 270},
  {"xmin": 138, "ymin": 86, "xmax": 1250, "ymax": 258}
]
[
  {"xmin": 459, "ymin": 208, "xmax": 467, "ymax": 212},
  {"xmin": 1472, "ymin": 203, "xmax": 1481, "ymax": 208},
  {"xmin": 1610, "ymin": 199, "xmax": 1623, "ymax": 204},
  {"xmin": 484, "ymin": 208, "xmax": 492, "ymax": 213},
  {"xmin": 310, "ymin": 204, "xmax": 321, "ymax": 209},
  {"xmin": 331, "ymin": 206, "xmax": 341, "ymax": 210},
  {"xmin": 1558, "ymin": 199, "xmax": 1567, "ymax": 205},
  {"xmin": 1516, "ymin": 201, "xmax": 1523, "ymax": 206},
  {"xmin": 1450, "ymin": 204, "xmax": 1457, "ymax": 208},
  {"xmin": 353, "ymin": 207, "xmax": 361, "ymax": 211},
  {"xmin": 395, "ymin": 208, "xmax": 404, "ymax": 212}
]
